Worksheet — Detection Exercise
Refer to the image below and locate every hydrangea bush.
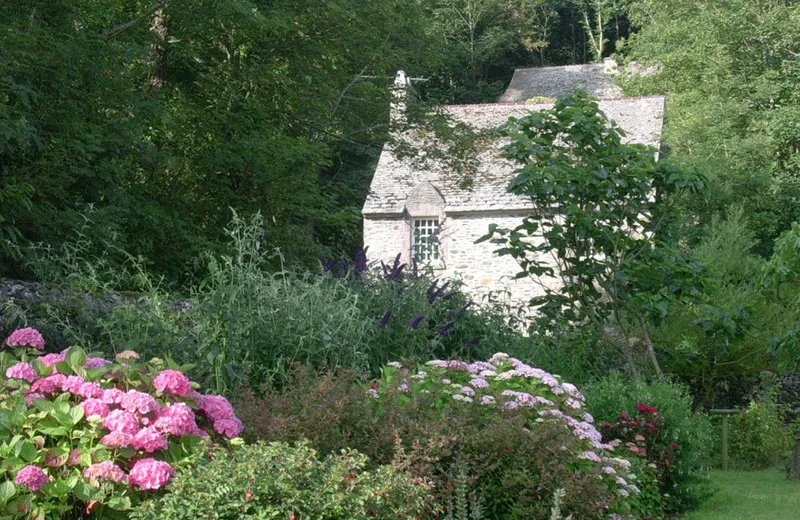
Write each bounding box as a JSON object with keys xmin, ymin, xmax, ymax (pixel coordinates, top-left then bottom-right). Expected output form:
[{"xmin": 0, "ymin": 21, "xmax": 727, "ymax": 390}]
[
  {"xmin": 374, "ymin": 354, "xmax": 642, "ymax": 517},
  {"xmin": 0, "ymin": 328, "xmax": 243, "ymax": 518}
]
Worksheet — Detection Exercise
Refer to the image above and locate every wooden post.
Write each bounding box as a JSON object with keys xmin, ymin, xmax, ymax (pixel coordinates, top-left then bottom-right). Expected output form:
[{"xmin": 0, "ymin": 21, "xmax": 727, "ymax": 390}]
[
  {"xmin": 721, "ymin": 415, "xmax": 729, "ymax": 471},
  {"xmin": 710, "ymin": 409, "xmax": 739, "ymax": 471}
]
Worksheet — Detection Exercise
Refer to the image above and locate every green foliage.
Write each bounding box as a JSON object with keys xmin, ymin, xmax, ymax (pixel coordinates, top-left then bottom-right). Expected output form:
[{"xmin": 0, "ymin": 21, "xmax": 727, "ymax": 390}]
[
  {"xmin": 730, "ymin": 397, "xmax": 793, "ymax": 470},
  {"xmin": 653, "ymin": 210, "xmax": 800, "ymax": 408},
  {"xmin": 0, "ymin": 0, "xmax": 440, "ymax": 281},
  {"xmin": 0, "ymin": 0, "xmax": 633, "ymax": 285},
  {"xmin": 17, "ymin": 212, "xmax": 528, "ymax": 393},
  {"xmin": 480, "ymin": 90, "xmax": 707, "ymax": 378},
  {"xmin": 512, "ymin": 317, "xmax": 624, "ymax": 387},
  {"xmin": 130, "ymin": 441, "xmax": 434, "ymax": 520},
  {"xmin": 620, "ymin": 0, "xmax": 800, "ymax": 256},
  {"xmin": 240, "ymin": 357, "xmax": 646, "ymax": 520},
  {"xmin": 0, "ymin": 331, "xmax": 236, "ymax": 519},
  {"xmin": 585, "ymin": 374, "xmax": 714, "ymax": 514}
]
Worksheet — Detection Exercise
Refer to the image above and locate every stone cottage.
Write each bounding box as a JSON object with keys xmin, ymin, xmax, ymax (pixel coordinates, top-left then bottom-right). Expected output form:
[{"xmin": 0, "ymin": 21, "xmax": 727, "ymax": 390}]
[{"xmin": 362, "ymin": 64, "xmax": 665, "ymax": 308}]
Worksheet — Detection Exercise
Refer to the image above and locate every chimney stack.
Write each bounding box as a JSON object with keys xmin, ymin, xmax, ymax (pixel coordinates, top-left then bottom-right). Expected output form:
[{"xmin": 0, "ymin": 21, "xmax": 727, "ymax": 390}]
[{"xmin": 390, "ymin": 70, "xmax": 408, "ymax": 130}]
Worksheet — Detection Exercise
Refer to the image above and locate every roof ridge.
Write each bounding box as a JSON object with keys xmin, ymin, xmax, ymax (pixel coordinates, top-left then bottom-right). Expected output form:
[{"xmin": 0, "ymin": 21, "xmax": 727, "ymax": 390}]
[
  {"xmin": 443, "ymin": 95, "xmax": 665, "ymax": 109},
  {"xmin": 511, "ymin": 63, "xmax": 605, "ymax": 71}
]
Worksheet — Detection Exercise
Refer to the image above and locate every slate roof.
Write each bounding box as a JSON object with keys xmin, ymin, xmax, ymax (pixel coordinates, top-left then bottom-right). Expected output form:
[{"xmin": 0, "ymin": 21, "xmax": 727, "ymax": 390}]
[
  {"xmin": 362, "ymin": 96, "xmax": 665, "ymax": 216},
  {"xmin": 498, "ymin": 64, "xmax": 622, "ymax": 102}
]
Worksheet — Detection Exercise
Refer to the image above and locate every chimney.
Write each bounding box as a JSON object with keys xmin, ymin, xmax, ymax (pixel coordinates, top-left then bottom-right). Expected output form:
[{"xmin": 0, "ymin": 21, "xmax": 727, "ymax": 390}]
[
  {"xmin": 390, "ymin": 70, "xmax": 408, "ymax": 130},
  {"xmin": 603, "ymin": 58, "xmax": 619, "ymax": 75}
]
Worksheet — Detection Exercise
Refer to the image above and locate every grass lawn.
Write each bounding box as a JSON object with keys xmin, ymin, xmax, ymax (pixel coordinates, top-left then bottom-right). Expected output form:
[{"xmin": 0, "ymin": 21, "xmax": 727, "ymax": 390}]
[{"xmin": 683, "ymin": 469, "xmax": 800, "ymax": 520}]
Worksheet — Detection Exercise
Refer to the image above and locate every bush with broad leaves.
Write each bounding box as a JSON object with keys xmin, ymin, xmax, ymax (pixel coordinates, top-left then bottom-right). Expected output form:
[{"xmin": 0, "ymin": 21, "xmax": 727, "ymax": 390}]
[
  {"xmin": 372, "ymin": 354, "xmax": 644, "ymax": 518},
  {"xmin": 0, "ymin": 328, "xmax": 243, "ymax": 519}
]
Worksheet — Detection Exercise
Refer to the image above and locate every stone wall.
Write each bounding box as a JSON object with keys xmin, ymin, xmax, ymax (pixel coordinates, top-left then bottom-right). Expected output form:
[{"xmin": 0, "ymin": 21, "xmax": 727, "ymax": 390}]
[
  {"xmin": 363, "ymin": 216, "xmax": 411, "ymax": 265},
  {"xmin": 363, "ymin": 212, "xmax": 559, "ymax": 310}
]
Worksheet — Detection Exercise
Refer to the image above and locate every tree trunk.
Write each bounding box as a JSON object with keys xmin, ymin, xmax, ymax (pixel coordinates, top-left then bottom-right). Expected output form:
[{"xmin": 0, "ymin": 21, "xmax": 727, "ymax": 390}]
[
  {"xmin": 150, "ymin": 0, "xmax": 168, "ymax": 88},
  {"xmin": 790, "ymin": 436, "xmax": 800, "ymax": 480},
  {"xmin": 638, "ymin": 316, "xmax": 664, "ymax": 380}
]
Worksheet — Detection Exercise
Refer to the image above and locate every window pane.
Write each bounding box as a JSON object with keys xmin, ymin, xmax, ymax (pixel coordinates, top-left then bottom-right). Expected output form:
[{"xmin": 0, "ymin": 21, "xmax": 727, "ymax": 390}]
[{"xmin": 412, "ymin": 218, "xmax": 440, "ymax": 263}]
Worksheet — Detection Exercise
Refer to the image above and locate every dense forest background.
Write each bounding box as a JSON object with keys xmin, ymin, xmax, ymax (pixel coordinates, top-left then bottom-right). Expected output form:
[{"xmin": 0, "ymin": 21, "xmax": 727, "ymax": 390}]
[
  {"xmin": 1, "ymin": 0, "xmax": 634, "ymax": 282},
  {"xmin": 1, "ymin": 0, "xmax": 798, "ymax": 285}
]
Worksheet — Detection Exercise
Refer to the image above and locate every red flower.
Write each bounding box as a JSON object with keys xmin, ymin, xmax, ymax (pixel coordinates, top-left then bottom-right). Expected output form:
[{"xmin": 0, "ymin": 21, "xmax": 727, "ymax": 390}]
[
  {"xmin": 602, "ymin": 421, "xmax": 612, "ymax": 429},
  {"xmin": 636, "ymin": 403, "xmax": 658, "ymax": 414},
  {"xmin": 246, "ymin": 488, "xmax": 253, "ymax": 502},
  {"xmin": 645, "ymin": 422, "xmax": 655, "ymax": 429},
  {"xmin": 619, "ymin": 412, "xmax": 630, "ymax": 421},
  {"xmin": 670, "ymin": 442, "xmax": 678, "ymax": 449},
  {"xmin": 629, "ymin": 421, "xmax": 638, "ymax": 427}
]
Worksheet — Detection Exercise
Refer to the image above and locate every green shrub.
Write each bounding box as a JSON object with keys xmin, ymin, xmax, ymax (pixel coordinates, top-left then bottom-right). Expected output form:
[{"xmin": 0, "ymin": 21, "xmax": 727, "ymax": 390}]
[
  {"xmin": 585, "ymin": 374, "xmax": 714, "ymax": 515},
  {"xmin": 240, "ymin": 357, "xmax": 645, "ymax": 520},
  {"xmin": 130, "ymin": 441, "xmax": 434, "ymax": 520},
  {"xmin": 0, "ymin": 327, "xmax": 242, "ymax": 519},
  {"xmin": 730, "ymin": 400, "xmax": 793, "ymax": 470},
  {"xmin": 13, "ymin": 212, "xmax": 529, "ymax": 393},
  {"xmin": 511, "ymin": 317, "xmax": 626, "ymax": 386}
]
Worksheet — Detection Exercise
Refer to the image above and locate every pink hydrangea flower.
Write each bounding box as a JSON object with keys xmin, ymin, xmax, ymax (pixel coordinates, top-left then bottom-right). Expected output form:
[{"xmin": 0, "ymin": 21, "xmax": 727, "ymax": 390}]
[
  {"xmin": 132, "ymin": 427, "xmax": 168, "ymax": 453},
  {"xmin": 76, "ymin": 382, "xmax": 104, "ymax": 399},
  {"xmin": 128, "ymin": 459, "xmax": 175, "ymax": 490},
  {"xmin": 30, "ymin": 374, "xmax": 66, "ymax": 395},
  {"xmin": 120, "ymin": 390, "xmax": 159, "ymax": 415},
  {"xmin": 104, "ymin": 409, "xmax": 140, "ymax": 435},
  {"xmin": 83, "ymin": 461, "xmax": 127, "ymax": 484},
  {"xmin": 154, "ymin": 403, "xmax": 200, "ymax": 437},
  {"xmin": 61, "ymin": 375, "xmax": 86, "ymax": 394},
  {"xmin": 100, "ymin": 431, "xmax": 134, "ymax": 449},
  {"xmin": 213, "ymin": 417, "xmax": 244, "ymax": 438},
  {"xmin": 6, "ymin": 328, "xmax": 45, "ymax": 349},
  {"xmin": 14, "ymin": 465, "xmax": 49, "ymax": 491},
  {"xmin": 82, "ymin": 398, "xmax": 111, "ymax": 419},
  {"xmin": 37, "ymin": 352, "xmax": 66, "ymax": 367},
  {"xmin": 67, "ymin": 449, "xmax": 82, "ymax": 466},
  {"xmin": 44, "ymin": 450, "xmax": 66, "ymax": 468},
  {"xmin": 26, "ymin": 392, "xmax": 45, "ymax": 406},
  {"xmin": 84, "ymin": 357, "xmax": 110, "ymax": 369},
  {"xmin": 198, "ymin": 394, "xmax": 234, "ymax": 422},
  {"xmin": 153, "ymin": 370, "xmax": 192, "ymax": 396},
  {"xmin": 6, "ymin": 362, "xmax": 37, "ymax": 383},
  {"xmin": 101, "ymin": 388, "xmax": 125, "ymax": 404}
]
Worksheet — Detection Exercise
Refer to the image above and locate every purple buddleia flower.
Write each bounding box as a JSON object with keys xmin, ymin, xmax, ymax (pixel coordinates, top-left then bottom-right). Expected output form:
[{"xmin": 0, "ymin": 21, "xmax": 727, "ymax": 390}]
[
  {"xmin": 379, "ymin": 309, "xmax": 392, "ymax": 328},
  {"xmin": 320, "ymin": 256, "xmax": 336, "ymax": 273},
  {"xmin": 408, "ymin": 315, "xmax": 425, "ymax": 329},
  {"xmin": 456, "ymin": 300, "xmax": 474, "ymax": 318},
  {"xmin": 429, "ymin": 280, "xmax": 450, "ymax": 304},
  {"xmin": 426, "ymin": 280, "xmax": 438, "ymax": 304},
  {"xmin": 437, "ymin": 320, "xmax": 455, "ymax": 336},
  {"xmin": 353, "ymin": 248, "xmax": 368, "ymax": 275},
  {"xmin": 382, "ymin": 253, "xmax": 406, "ymax": 282}
]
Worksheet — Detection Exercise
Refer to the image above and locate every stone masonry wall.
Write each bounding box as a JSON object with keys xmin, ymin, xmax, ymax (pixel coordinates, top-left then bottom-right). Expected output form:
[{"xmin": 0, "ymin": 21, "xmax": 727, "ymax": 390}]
[{"xmin": 363, "ymin": 212, "xmax": 559, "ymax": 311}]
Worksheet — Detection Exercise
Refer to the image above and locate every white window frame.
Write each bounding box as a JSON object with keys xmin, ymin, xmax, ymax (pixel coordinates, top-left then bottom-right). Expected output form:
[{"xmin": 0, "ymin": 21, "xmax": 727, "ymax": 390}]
[{"xmin": 412, "ymin": 218, "xmax": 441, "ymax": 264}]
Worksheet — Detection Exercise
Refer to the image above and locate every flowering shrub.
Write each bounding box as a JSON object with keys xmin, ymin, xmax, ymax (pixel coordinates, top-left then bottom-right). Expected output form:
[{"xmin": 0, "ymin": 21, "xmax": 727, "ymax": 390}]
[
  {"xmin": 585, "ymin": 375, "xmax": 713, "ymax": 515},
  {"xmin": 130, "ymin": 441, "xmax": 434, "ymax": 520},
  {"xmin": 372, "ymin": 354, "xmax": 643, "ymax": 518},
  {"xmin": 599, "ymin": 403, "xmax": 675, "ymax": 478},
  {"xmin": 0, "ymin": 328, "xmax": 243, "ymax": 518}
]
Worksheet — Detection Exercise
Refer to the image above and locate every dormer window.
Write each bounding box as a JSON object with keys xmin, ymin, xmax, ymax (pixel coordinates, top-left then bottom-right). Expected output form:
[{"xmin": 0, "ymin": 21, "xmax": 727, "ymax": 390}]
[{"xmin": 412, "ymin": 218, "xmax": 440, "ymax": 263}]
